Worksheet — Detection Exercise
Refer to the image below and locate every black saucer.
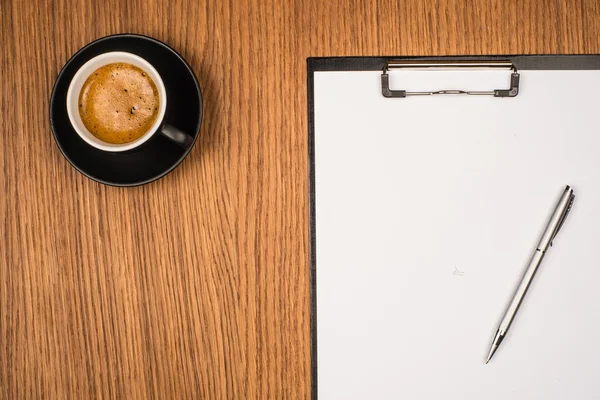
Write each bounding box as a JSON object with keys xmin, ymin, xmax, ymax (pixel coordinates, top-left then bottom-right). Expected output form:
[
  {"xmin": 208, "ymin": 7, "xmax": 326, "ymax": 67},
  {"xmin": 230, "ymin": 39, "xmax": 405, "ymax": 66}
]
[{"xmin": 50, "ymin": 34, "xmax": 202, "ymax": 186}]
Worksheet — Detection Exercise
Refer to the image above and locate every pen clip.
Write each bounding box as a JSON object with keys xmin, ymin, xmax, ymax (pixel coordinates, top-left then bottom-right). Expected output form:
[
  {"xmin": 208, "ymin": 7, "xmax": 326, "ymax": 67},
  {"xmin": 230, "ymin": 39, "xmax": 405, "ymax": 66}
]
[{"xmin": 550, "ymin": 193, "xmax": 575, "ymax": 246}]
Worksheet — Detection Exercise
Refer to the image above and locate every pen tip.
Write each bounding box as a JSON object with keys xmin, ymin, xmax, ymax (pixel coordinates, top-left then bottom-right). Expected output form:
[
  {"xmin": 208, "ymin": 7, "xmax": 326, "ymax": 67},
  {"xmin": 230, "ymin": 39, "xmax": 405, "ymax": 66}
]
[{"xmin": 486, "ymin": 343, "xmax": 498, "ymax": 364}]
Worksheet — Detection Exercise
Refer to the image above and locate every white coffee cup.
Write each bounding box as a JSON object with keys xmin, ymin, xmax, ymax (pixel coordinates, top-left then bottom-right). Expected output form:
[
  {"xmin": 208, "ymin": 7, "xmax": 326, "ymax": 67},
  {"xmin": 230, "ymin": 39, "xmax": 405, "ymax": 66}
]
[{"xmin": 66, "ymin": 51, "xmax": 193, "ymax": 152}]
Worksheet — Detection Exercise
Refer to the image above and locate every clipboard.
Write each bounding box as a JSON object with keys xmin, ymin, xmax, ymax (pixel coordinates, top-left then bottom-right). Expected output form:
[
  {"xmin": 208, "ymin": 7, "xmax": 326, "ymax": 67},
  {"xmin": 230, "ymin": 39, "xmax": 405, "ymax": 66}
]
[{"xmin": 307, "ymin": 55, "xmax": 600, "ymax": 400}]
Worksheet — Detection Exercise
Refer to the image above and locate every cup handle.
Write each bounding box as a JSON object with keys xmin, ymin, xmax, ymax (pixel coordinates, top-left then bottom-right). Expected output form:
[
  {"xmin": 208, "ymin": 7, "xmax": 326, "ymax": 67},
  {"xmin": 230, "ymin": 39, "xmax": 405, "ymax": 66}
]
[{"xmin": 160, "ymin": 124, "xmax": 195, "ymax": 149}]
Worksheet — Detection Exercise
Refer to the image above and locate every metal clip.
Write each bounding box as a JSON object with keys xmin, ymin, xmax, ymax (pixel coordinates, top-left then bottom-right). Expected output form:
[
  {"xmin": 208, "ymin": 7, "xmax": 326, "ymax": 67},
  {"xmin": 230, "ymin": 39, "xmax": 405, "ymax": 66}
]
[
  {"xmin": 550, "ymin": 193, "xmax": 575, "ymax": 246},
  {"xmin": 381, "ymin": 60, "xmax": 520, "ymax": 98}
]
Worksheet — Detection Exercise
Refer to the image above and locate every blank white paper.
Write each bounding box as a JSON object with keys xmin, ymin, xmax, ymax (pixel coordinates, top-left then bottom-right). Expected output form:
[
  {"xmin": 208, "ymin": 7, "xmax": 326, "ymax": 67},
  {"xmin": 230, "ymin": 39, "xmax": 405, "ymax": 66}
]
[{"xmin": 314, "ymin": 69, "xmax": 600, "ymax": 399}]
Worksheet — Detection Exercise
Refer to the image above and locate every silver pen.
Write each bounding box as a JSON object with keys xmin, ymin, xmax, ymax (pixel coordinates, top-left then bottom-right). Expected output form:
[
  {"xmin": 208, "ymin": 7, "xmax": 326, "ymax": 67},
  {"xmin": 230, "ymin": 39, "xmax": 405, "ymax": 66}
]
[{"xmin": 486, "ymin": 185, "xmax": 575, "ymax": 364}]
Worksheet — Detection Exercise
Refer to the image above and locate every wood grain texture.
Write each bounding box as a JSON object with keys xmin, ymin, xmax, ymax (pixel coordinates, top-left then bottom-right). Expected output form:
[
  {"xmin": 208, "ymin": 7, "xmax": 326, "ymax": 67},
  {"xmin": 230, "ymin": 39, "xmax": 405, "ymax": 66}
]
[{"xmin": 1, "ymin": 0, "xmax": 599, "ymax": 398}]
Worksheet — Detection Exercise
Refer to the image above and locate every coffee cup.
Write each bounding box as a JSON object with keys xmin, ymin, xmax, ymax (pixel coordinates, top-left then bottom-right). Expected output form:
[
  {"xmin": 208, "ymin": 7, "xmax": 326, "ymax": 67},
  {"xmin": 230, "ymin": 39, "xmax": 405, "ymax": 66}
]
[{"xmin": 66, "ymin": 51, "xmax": 193, "ymax": 152}]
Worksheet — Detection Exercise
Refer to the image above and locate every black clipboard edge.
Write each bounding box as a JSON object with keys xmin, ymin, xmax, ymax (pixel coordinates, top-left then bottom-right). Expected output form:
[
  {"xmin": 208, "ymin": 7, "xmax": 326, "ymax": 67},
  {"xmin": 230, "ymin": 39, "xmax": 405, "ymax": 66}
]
[
  {"xmin": 307, "ymin": 58, "xmax": 319, "ymax": 400},
  {"xmin": 306, "ymin": 54, "xmax": 600, "ymax": 400},
  {"xmin": 308, "ymin": 54, "xmax": 600, "ymax": 72}
]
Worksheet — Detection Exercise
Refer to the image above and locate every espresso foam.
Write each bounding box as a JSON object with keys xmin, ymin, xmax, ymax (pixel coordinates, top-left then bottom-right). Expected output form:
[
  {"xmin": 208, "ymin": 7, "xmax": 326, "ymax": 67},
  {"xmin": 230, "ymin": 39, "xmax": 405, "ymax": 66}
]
[{"xmin": 79, "ymin": 63, "xmax": 159, "ymax": 144}]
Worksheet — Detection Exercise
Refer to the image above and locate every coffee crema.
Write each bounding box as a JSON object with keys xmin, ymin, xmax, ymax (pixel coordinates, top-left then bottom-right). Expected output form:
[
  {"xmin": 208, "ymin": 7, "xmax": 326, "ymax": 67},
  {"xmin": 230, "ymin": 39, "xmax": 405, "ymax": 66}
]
[{"xmin": 78, "ymin": 63, "xmax": 160, "ymax": 144}]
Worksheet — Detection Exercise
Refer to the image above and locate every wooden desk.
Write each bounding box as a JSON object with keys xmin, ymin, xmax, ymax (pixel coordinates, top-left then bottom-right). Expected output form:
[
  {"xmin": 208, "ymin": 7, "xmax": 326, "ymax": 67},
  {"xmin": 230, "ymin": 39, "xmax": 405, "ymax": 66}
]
[{"xmin": 1, "ymin": 1, "xmax": 599, "ymax": 398}]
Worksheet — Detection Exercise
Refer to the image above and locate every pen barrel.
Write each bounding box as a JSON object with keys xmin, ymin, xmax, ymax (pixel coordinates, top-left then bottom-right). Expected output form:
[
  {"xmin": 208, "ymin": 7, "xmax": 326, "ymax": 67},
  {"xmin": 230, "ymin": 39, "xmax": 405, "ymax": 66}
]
[{"xmin": 499, "ymin": 249, "xmax": 545, "ymax": 333}]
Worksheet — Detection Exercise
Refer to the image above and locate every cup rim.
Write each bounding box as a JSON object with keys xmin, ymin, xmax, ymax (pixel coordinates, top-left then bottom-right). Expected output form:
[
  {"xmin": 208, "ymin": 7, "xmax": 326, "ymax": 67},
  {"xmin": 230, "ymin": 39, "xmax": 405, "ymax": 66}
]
[{"xmin": 66, "ymin": 51, "xmax": 167, "ymax": 152}]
